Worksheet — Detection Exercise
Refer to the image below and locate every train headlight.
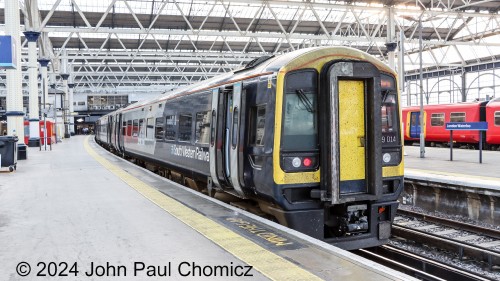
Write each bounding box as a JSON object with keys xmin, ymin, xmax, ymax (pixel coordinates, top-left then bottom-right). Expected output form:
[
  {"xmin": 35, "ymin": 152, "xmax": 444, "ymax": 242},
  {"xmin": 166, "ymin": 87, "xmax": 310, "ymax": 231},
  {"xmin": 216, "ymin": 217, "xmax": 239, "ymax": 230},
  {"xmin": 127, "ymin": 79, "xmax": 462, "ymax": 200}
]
[
  {"xmin": 383, "ymin": 153, "xmax": 391, "ymax": 163},
  {"xmin": 292, "ymin": 157, "xmax": 302, "ymax": 168},
  {"xmin": 281, "ymin": 154, "xmax": 318, "ymax": 172}
]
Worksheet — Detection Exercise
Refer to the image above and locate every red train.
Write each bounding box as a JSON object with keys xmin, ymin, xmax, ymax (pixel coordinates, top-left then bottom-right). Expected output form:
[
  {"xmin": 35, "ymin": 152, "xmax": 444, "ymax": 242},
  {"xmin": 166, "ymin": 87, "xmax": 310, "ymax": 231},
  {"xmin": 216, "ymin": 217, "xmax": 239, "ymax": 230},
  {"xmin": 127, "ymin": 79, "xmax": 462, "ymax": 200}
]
[{"xmin": 402, "ymin": 99, "xmax": 500, "ymax": 149}]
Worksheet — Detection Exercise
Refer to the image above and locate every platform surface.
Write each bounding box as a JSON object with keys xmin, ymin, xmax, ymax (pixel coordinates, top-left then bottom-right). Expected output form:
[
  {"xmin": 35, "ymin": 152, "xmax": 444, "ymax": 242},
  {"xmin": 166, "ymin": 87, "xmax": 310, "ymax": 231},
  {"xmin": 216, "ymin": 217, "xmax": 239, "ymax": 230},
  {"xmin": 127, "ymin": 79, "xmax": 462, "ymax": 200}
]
[
  {"xmin": 0, "ymin": 136, "xmax": 414, "ymax": 281},
  {"xmin": 404, "ymin": 145, "xmax": 500, "ymax": 190}
]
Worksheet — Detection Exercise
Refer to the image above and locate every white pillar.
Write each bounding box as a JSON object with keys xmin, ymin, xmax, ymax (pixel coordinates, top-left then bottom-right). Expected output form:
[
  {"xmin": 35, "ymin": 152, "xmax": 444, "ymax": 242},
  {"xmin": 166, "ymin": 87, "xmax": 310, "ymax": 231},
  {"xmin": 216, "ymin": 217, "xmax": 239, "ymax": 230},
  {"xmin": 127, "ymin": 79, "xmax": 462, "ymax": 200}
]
[
  {"xmin": 386, "ymin": 6, "xmax": 397, "ymax": 70},
  {"xmin": 24, "ymin": 31, "xmax": 41, "ymax": 147},
  {"xmin": 38, "ymin": 59, "xmax": 50, "ymax": 112},
  {"xmin": 398, "ymin": 30, "xmax": 405, "ymax": 96},
  {"xmin": 38, "ymin": 59, "xmax": 50, "ymax": 145},
  {"xmin": 5, "ymin": 0, "xmax": 25, "ymax": 144}
]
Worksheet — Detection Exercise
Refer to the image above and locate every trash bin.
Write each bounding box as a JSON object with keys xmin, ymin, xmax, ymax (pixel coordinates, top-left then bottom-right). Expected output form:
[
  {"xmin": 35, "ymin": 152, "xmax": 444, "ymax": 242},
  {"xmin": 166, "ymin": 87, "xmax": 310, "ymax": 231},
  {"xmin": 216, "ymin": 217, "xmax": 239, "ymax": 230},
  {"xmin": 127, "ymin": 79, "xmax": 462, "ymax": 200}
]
[{"xmin": 0, "ymin": 136, "xmax": 18, "ymax": 172}]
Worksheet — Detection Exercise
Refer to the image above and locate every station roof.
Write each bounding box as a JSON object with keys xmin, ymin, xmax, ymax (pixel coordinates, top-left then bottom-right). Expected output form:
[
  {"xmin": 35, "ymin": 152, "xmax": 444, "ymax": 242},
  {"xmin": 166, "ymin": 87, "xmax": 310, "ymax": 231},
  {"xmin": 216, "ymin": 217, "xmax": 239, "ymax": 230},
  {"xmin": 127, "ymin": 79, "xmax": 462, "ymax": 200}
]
[{"xmin": 0, "ymin": 0, "xmax": 499, "ymax": 94}]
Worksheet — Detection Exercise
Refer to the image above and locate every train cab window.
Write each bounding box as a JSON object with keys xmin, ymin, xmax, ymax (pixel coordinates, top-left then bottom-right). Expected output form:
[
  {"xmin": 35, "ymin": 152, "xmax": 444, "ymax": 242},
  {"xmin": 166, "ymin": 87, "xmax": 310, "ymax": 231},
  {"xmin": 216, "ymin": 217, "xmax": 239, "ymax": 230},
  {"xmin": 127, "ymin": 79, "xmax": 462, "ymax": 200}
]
[
  {"xmin": 132, "ymin": 119, "xmax": 139, "ymax": 137},
  {"xmin": 282, "ymin": 70, "xmax": 318, "ymax": 150},
  {"xmin": 178, "ymin": 114, "xmax": 192, "ymax": 142},
  {"xmin": 146, "ymin": 117, "xmax": 154, "ymax": 139},
  {"xmin": 165, "ymin": 115, "xmax": 176, "ymax": 141},
  {"xmin": 195, "ymin": 111, "xmax": 210, "ymax": 144},
  {"xmin": 495, "ymin": 111, "xmax": 500, "ymax": 126},
  {"xmin": 250, "ymin": 105, "xmax": 266, "ymax": 146},
  {"xmin": 139, "ymin": 119, "xmax": 145, "ymax": 138},
  {"xmin": 381, "ymin": 91, "xmax": 400, "ymax": 146},
  {"xmin": 431, "ymin": 113, "xmax": 445, "ymax": 126},
  {"xmin": 450, "ymin": 112, "xmax": 466, "ymax": 122},
  {"xmin": 155, "ymin": 117, "xmax": 165, "ymax": 140}
]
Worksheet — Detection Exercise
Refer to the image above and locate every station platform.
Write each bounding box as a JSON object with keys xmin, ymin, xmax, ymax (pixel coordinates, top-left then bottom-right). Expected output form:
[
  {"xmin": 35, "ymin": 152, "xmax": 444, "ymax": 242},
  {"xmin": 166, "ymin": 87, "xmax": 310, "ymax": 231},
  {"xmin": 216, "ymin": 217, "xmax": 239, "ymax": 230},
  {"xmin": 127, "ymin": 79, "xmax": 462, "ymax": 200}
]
[
  {"xmin": 0, "ymin": 136, "xmax": 414, "ymax": 281},
  {"xmin": 404, "ymin": 145, "xmax": 500, "ymax": 190}
]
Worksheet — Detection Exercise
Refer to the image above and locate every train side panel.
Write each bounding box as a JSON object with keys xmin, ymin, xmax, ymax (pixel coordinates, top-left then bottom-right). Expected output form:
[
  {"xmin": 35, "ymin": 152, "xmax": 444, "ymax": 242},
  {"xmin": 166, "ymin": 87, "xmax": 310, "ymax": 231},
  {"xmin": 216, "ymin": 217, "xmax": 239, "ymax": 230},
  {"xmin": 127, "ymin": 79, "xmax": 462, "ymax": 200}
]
[
  {"xmin": 486, "ymin": 101, "xmax": 500, "ymax": 145},
  {"xmin": 402, "ymin": 102, "xmax": 485, "ymax": 145}
]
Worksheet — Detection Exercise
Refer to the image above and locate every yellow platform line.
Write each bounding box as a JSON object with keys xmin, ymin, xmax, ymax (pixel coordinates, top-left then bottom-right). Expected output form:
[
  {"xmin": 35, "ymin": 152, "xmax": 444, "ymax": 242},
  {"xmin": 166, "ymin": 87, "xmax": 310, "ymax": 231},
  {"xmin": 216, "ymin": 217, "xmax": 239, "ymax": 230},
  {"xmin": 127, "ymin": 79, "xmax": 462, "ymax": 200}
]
[{"xmin": 84, "ymin": 137, "xmax": 322, "ymax": 281}]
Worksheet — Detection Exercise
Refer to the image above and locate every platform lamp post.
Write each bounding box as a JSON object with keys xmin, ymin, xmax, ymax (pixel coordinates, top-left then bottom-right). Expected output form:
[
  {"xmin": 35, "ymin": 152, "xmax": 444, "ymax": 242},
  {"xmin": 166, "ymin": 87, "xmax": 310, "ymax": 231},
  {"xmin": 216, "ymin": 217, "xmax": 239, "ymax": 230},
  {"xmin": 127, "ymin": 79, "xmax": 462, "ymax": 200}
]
[
  {"xmin": 24, "ymin": 31, "xmax": 41, "ymax": 147},
  {"xmin": 60, "ymin": 73, "xmax": 70, "ymax": 139}
]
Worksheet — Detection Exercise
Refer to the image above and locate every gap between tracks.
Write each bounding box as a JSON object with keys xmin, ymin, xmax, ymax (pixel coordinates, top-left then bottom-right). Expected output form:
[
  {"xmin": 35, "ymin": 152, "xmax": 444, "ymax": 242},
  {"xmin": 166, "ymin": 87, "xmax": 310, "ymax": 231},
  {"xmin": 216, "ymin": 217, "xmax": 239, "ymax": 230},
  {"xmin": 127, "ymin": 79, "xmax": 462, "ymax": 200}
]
[{"xmin": 83, "ymin": 136, "xmax": 322, "ymax": 281}]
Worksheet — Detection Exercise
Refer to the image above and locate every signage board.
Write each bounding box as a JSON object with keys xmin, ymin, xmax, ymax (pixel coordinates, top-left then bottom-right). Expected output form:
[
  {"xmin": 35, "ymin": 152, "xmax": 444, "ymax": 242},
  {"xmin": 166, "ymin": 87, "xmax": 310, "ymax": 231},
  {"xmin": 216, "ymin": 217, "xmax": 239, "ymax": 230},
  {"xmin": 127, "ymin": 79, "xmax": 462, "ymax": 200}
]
[
  {"xmin": 445, "ymin": 122, "xmax": 488, "ymax": 131},
  {"xmin": 0, "ymin": 36, "xmax": 17, "ymax": 69}
]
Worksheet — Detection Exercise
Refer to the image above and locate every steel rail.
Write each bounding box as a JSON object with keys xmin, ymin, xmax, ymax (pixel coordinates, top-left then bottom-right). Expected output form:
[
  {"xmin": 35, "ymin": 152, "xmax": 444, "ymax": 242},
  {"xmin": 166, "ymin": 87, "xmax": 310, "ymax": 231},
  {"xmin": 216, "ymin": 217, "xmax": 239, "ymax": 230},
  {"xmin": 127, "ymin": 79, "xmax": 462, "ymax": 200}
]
[
  {"xmin": 397, "ymin": 209, "xmax": 500, "ymax": 240},
  {"xmin": 356, "ymin": 245, "xmax": 491, "ymax": 281}
]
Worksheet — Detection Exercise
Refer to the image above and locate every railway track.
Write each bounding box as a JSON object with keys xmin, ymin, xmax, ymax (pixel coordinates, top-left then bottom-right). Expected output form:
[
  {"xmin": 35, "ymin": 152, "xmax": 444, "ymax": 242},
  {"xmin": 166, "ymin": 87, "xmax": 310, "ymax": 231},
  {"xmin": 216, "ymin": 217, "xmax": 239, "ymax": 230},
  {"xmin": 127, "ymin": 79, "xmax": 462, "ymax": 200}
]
[
  {"xmin": 355, "ymin": 245, "xmax": 490, "ymax": 281},
  {"xmin": 397, "ymin": 209, "xmax": 500, "ymax": 240},
  {"xmin": 393, "ymin": 210, "xmax": 500, "ymax": 270}
]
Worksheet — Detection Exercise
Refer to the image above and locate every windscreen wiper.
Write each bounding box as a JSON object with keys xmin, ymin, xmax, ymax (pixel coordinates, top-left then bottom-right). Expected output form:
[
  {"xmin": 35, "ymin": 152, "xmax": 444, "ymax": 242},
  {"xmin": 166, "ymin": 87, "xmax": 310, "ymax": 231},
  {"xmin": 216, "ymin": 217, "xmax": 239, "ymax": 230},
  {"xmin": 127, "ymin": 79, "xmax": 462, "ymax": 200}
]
[{"xmin": 296, "ymin": 89, "xmax": 315, "ymax": 113}]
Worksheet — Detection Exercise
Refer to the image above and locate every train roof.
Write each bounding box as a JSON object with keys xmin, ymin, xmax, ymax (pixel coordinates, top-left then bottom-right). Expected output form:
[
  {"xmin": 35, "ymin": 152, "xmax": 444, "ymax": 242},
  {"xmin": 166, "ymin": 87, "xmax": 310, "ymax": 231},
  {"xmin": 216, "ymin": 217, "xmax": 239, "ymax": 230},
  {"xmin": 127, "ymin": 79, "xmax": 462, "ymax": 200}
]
[
  {"xmin": 117, "ymin": 46, "xmax": 394, "ymax": 113},
  {"xmin": 486, "ymin": 97, "xmax": 500, "ymax": 108}
]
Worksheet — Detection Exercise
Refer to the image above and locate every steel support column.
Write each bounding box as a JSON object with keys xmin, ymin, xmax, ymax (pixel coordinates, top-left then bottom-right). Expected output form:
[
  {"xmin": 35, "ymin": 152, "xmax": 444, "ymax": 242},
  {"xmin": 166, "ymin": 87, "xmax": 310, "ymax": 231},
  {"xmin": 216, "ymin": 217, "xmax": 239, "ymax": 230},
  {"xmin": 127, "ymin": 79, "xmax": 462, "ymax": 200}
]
[
  {"xmin": 24, "ymin": 31, "xmax": 41, "ymax": 147},
  {"xmin": 68, "ymin": 83, "xmax": 75, "ymax": 135},
  {"xmin": 5, "ymin": 0, "xmax": 25, "ymax": 147},
  {"xmin": 60, "ymin": 74, "xmax": 70, "ymax": 139},
  {"xmin": 38, "ymin": 59, "xmax": 50, "ymax": 114},
  {"xmin": 386, "ymin": 7, "xmax": 396, "ymax": 70}
]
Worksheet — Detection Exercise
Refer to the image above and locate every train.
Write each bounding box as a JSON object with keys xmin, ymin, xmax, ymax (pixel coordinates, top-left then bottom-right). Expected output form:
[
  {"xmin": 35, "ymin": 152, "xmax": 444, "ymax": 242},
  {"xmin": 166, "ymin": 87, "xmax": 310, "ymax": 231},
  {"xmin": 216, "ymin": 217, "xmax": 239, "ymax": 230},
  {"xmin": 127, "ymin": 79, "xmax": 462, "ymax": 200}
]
[
  {"xmin": 95, "ymin": 46, "xmax": 404, "ymax": 250},
  {"xmin": 403, "ymin": 98, "xmax": 500, "ymax": 149}
]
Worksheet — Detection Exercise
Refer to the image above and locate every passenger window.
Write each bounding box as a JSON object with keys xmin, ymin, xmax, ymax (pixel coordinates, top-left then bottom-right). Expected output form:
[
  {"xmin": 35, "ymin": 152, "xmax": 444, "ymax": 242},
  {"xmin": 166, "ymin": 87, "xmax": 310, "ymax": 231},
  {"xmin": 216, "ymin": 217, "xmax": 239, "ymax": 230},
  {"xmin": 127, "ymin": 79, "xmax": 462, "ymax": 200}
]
[
  {"xmin": 431, "ymin": 113, "xmax": 445, "ymax": 126},
  {"xmin": 155, "ymin": 117, "xmax": 165, "ymax": 140},
  {"xmin": 495, "ymin": 112, "xmax": 500, "ymax": 126},
  {"xmin": 139, "ymin": 119, "xmax": 145, "ymax": 138},
  {"xmin": 178, "ymin": 114, "xmax": 192, "ymax": 142},
  {"xmin": 132, "ymin": 119, "xmax": 139, "ymax": 137},
  {"xmin": 146, "ymin": 117, "xmax": 154, "ymax": 139},
  {"xmin": 165, "ymin": 115, "xmax": 176, "ymax": 141},
  {"xmin": 195, "ymin": 111, "xmax": 210, "ymax": 144},
  {"xmin": 127, "ymin": 120, "xmax": 132, "ymax": 136},
  {"xmin": 210, "ymin": 110, "xmax": 217, "ymax": 146},
  {"xmin": 232, "ymin": 107, "xmax": 239, "ymax": 149},
  {"xmin": 450, "ymin": 112, "xmax": 465, "ymax": 122},
  {"xmin": 122, "ymin": 121, "xmax": 126, "ymax": 136},
  {"xmin": 250, "ymin": 105, "xmax": 266, "ymax": 146}
]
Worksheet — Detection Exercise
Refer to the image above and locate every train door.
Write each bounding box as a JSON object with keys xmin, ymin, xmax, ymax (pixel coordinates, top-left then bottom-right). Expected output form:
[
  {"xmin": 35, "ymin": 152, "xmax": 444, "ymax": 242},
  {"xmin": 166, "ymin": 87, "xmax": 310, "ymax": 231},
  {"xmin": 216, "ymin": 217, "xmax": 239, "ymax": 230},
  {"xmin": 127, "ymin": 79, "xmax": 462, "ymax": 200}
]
[
  {"xmin": 117, "ymin": 113, "xmax": 124, "ymax": 153},
  {"xmin": 209, "ymin": 89, "xmax": 222, "ymax": 190},
  {"xmin": 209, "ymin": 83, "xmax": 247, "ymax": 198},
  {"xmin": 409, "ymin": 111, "xmax": 421, "ymax": 138},
  {"xmin": 321, "ymin": 61, "xmax": 382, "ymax": 204},
  {"xmin": 107, "ymin": 115, "xmax": 113, "ymax": 144}
]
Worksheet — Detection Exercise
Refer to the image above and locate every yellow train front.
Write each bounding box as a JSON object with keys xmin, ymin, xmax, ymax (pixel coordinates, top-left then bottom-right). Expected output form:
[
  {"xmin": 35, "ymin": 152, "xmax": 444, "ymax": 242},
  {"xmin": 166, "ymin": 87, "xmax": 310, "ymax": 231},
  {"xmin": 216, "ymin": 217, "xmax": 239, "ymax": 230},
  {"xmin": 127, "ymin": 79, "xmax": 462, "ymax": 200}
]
[
  {"xmin": 263, "ymin": 47, "xmax": 404, "ymax": 249},
  {"xmin": 95, "ymin": 46, "xmax": 404, "ymax": 250}
]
